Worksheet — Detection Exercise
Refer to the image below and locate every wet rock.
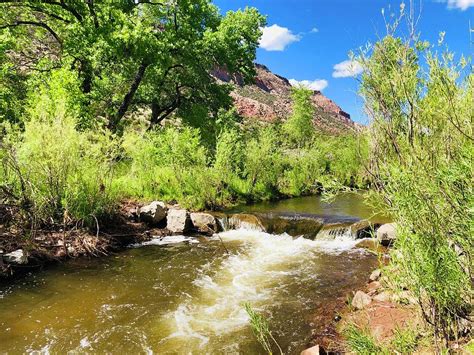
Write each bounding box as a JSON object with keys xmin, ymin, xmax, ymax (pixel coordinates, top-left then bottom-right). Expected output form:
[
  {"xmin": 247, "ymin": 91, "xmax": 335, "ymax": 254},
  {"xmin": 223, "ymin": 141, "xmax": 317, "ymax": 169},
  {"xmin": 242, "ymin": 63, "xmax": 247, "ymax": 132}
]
[
  {"xmin": 190, "ymin": 213, "xmax": 218, "ymax": 235},
  {"xmin": 139, "ymin": 201, "xmax": 167, "ymax": 225},
  {"xmin": 3, "ymin": 249, "xmax": 28, "ymax": 264},
  {"xmin": 350, "ymin": 220, "xmax": 381, "ymax": 239},
  {"xmin": 377, "ymin": 223, "xmax": 397, "ymax": 246},
  {"xmin": 257, "ymin": 213, "xmax": 324, "ymax": 239},
  {"xmin": 352, "ymin": 290, "xmax": 372, "ymax": 310},
  {"xmin": 228, "ymin": 214, "xmax": 265, "ymax": 232},
  {"xmin": 301, "ymin": 344, "xmax": 325, "ymax": 355},
  {"xmin": 369, "ymin": 269, "xmax": 382, "ymax": 282},
  {"xmin": 167, "ymin": 209, "xmax": 191, "ymax": 234}
]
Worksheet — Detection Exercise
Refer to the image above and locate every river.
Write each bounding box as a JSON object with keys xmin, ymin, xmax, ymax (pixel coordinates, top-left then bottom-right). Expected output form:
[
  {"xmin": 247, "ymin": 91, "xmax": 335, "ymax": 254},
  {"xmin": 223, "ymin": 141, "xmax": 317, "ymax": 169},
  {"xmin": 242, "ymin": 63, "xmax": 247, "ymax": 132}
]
[{"xmin": 0, "ymin": 194, "xmax": 384, "ymax": 354}]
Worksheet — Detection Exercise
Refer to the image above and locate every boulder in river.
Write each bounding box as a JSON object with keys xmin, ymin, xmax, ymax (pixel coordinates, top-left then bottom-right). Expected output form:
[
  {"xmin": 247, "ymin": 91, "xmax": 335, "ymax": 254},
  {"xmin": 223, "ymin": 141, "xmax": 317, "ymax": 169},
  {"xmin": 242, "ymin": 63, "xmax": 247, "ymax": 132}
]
[
  {"xmin": 352, "ymin": 290, "xmax": 372, "ymax": 310},
  {"xmin": 139, "ymin": 201, "xmax": 167, "ymax": 225},
  {"xmin": 167, "ymin": 209, "xmax": 191, "ymax": 233},
  {"xmin": 3, "ymin": 249, "xmax": 28, "ymax": 264},
  {"xmin": 350, "ymin": 220, "xmax": 381, "ymax": 239},
  {"xmin": 190, "ymin": 212, "xmax": 218, "ymax": 235},
  {"xmin": 377, "ymin": 223, "xmax": 397, "ymax": 246},
  {"xmin": 257, "ymin": 213, "xmax": 324, "ymax": 239}
]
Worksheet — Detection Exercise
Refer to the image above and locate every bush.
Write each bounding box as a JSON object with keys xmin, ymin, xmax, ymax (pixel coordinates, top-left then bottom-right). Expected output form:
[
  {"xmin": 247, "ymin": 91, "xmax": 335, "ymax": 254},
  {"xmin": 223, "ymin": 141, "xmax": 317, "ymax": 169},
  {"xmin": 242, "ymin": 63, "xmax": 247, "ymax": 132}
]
[
  {"xmin": 360, "ymin": 20, "xmax": 473, "ymax": 345},
  {"xmin": 1, "ymin": 115, "xmax": 118, "ymax": 227}
]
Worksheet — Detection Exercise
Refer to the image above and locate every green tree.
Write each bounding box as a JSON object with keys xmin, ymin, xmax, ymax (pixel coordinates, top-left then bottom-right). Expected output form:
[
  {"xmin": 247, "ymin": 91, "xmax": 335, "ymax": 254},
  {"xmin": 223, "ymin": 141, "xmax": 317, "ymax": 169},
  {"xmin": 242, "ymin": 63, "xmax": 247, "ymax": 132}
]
[
  {"xmin": 0, "ymin": 1, "xmax": 265, "ymax": 132},
  {"xmin": 283, "ymin": 86, "xmax": 315, "ymax": 146}
]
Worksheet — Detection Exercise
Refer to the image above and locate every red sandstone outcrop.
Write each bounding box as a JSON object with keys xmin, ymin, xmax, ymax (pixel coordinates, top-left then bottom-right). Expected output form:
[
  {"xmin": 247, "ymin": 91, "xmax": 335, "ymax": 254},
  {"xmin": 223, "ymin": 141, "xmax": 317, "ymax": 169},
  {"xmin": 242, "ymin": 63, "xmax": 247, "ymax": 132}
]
[{"xmin": 213, "ymin": 64, "xmax": 358, "ymax": 134}]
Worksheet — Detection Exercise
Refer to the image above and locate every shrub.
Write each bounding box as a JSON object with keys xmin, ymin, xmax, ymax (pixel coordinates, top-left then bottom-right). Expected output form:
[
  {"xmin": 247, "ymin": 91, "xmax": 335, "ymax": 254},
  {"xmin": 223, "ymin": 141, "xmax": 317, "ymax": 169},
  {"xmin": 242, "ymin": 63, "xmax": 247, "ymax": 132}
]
[
  {"xmin": 1, "ymin": 115, "xmax": 118, "ymax": 227},
  {"xmin": 359, "ymin": 18, "xmax": 473, "ymax": 346}
]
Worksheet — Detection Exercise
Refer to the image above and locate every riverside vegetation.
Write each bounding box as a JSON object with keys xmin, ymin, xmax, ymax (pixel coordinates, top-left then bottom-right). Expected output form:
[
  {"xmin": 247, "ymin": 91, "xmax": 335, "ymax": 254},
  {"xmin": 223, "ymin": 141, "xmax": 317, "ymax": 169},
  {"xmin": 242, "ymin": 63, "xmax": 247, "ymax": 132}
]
[{"xmin": 0, "ymin": 1, "xmax": 472, "ymax": 354}]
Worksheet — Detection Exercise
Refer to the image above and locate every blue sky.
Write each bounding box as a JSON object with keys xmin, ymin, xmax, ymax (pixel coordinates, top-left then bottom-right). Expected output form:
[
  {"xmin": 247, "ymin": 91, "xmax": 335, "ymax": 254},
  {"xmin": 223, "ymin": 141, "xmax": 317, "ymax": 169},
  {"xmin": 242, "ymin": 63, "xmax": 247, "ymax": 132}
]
[{"xmin": 214, "ymin": 0, "xmax": 473, "ymax": 124}]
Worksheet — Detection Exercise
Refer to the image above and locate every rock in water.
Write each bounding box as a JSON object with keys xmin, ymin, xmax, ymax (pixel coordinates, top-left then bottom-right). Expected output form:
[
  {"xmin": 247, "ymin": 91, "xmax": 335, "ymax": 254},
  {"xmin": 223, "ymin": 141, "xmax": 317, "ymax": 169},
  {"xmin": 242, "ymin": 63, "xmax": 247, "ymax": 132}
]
[
  {"xmin": 167, "ymin": 209, "xmax": 191, "ymax": 233},
  {"xmin": 139, "ymin": 201, "xmax": 167, "ymax": 224},
  {"xmin": 190, "ymin": 213, "xmax": 218, "ymax": 235},
  {"xmin": 350, "ymin": 220, "xmax": 381, "ymax": 239},
  {"xmin": 3, "ymin": 249, "xmax": 28, "ymax": 264},
  {"xmin": 352, "ymin": 290, "xmax": 372, "ymax": 310},
  {"xmin": 377, "ymin": 223, "xmax": 397, "ymax": 246}
]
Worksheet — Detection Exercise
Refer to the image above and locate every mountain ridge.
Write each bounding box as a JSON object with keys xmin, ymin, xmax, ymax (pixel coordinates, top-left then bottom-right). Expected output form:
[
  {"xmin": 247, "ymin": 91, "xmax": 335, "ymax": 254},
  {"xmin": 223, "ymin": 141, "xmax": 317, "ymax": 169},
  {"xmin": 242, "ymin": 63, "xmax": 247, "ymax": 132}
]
[{"xmin": 213, "ymin": 64, "xmax": 360, "ymax": 134}]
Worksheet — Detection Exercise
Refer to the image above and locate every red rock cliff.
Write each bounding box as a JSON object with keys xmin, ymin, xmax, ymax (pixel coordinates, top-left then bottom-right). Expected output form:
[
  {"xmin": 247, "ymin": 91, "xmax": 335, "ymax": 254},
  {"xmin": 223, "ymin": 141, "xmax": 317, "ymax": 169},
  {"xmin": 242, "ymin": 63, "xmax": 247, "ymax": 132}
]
[{"xmin": 213, "ymin": 64, "xmax": 358, "ymax": 134}]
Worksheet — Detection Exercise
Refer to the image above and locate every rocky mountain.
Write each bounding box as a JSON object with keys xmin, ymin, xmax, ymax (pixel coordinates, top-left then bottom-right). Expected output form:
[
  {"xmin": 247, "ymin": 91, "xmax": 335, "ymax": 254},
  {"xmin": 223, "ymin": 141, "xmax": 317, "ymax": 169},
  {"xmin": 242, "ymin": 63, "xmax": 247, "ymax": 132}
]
[{"xmin": 213, "ymin": 64, "xmax": 359, "ymax": 134}]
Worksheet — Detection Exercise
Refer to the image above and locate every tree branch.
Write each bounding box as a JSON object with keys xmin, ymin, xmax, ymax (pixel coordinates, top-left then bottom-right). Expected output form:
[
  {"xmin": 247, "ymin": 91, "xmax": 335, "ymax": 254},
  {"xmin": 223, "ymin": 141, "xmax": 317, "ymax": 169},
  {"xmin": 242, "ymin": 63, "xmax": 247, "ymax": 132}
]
[
  {"xmin": 86, "ymin": 0, "xmax": 99, "ymax": 28},
  {"xmin": 0, "ymin": 20, "xmax": 62, "ymax": 46},
  {"xmin": 110, "ymin": 60, "xmax": 149, "ymax": 131}
]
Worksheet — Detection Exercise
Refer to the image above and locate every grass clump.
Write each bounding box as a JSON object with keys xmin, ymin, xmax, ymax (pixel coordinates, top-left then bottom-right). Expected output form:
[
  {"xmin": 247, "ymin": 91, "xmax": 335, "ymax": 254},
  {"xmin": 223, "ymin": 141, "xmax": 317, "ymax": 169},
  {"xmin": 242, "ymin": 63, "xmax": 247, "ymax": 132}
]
[
  {"xmin": 344, "ymin": 323, "xmax": 384, "ymax": 355},
  {"xmin": 243, "ymin": 302, "xmax": 283, "ymax": 355}
]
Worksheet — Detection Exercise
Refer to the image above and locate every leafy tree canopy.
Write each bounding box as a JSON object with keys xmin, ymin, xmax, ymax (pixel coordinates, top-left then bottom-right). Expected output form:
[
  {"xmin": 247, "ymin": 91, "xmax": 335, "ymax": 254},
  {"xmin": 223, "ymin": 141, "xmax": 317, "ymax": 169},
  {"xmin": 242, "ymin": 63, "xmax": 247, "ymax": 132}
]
[{"xmin": 0, "ymin": 0, "xmax": 265, "ymax": 132}]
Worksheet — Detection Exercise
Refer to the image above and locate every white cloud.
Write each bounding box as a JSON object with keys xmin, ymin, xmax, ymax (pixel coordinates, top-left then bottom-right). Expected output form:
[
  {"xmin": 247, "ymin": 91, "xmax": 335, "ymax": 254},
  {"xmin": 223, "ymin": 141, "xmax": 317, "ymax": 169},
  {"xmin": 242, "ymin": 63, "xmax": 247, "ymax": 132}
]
[
  {"xmin": 445, "ymin": 0, "xmax": 474, "ymax": 10},
  {"xmin": 259, "ymin": 24, "xmax": 301, "ymax": 51},
  {"xmin": 332, "ymin": 59, "xmax": 364, "ymax": 78},
  {"xmin": 289, "ymin": 78, "xmax": 328, "ymax": 91},
  {"xmin": 310, "ymin": 27, "xmax": 319, "ymax": 33}
]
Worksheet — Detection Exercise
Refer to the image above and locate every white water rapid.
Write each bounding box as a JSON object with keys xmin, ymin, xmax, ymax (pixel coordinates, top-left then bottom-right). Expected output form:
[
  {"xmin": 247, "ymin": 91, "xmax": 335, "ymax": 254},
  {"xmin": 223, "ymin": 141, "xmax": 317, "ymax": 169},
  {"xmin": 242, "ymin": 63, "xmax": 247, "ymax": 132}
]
[{"xmin": 154, "ymin": 228, "xmax": 365, "ymax": 352}]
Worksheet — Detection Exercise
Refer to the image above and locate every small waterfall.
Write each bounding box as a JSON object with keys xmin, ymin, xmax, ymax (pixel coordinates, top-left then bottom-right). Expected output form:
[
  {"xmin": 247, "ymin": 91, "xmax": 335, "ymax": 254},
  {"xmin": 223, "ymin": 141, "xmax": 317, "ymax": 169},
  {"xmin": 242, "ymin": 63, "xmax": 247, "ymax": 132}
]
[
  {"xmin": 214, "ymin": 214, "xmax": 265, "ymax": 232},
  {"xmin": 315, "ymin": 225, "xmax": 354, "ymax": 240},
  {"xmin": 216, "ymin": 215, "xmax": 229, "ymax": 232}
]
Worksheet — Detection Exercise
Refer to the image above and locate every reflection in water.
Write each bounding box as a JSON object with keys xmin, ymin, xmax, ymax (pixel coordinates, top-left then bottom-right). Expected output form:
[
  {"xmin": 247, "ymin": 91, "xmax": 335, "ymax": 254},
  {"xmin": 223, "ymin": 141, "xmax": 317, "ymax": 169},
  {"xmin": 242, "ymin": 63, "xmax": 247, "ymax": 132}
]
[{"xmin": 0, "ymin": 194, "xmax": 379, "ymax": 354}]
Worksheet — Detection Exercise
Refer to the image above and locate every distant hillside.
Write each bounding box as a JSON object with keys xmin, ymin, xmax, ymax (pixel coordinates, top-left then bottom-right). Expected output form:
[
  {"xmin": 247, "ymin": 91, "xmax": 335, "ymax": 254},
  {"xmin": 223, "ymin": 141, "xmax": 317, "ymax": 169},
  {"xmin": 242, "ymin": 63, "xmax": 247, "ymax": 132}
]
[{"xmin": 213, "ymin": 64, "xmax": 360, "ymax": 134}]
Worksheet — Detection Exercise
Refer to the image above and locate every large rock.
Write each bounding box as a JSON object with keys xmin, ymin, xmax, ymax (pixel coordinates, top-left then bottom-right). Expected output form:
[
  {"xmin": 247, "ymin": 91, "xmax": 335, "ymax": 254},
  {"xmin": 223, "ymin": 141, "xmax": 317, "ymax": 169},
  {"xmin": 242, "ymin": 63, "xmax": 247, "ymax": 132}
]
[
  {"xmin": 350, "ymin": 220, "xmax": 381, "ymax": 239},
  {"xmin": 352, "ymin": 290, "xmax": 372, "ymax": 310},
  {"xmin": 377, "ymin": 223, "xmax": 397, "ymax": 246},
  {"xmin": 3, "ymin": 249, "xmax": 28, "ymax": 264},
  {"xmin": 190, "ymin": 213, "xmax": 218, "ymax": 235},
  {"xmin": 167, "ymin": 209, "xmax": 191, "ymax": 234},
  {"xmin": 139, "ymin": 201, "xmax": 167, "ymax": 225},
  {"xmin": 257, "ymin": 212, "xmax": 324, "ymax": 240}
]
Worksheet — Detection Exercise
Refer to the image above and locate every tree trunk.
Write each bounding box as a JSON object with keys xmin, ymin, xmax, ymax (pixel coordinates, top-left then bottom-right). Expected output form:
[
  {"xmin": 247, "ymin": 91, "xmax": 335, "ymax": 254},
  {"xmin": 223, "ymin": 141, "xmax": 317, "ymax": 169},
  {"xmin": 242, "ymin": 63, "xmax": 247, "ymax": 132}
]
[{"xmin": 109, "ymin": 61, "xmax": 149, "ymax": 132}]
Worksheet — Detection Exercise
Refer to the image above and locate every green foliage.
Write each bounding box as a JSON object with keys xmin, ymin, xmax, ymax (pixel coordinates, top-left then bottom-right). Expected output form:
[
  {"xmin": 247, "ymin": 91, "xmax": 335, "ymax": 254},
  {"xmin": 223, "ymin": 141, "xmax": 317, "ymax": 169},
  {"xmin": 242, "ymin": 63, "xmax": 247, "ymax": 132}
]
[
  {"xmin": 243, "ymin": 302, "xmax": 283, "ymax": 355},
  {"xmin": 390, "ymin": 327, "xmax": 418, "ymax": 354},
  {"xmin": 344, "ymin": 324, "xmax": 421, "ymax": 354},
  {"xmin": 360, "ymin": 23, "xmax": 473, "ymax": 344},
  {"xmin": 283, "ymin": 87, "xmax": 315, "ymax": 146},
  {"xmin": 1, "ymin": 115, "xmax": 118, "ymax": 227},
  {"xmin": 0, "ymin": 1, "xmax": 265, "ymax": 132},
  {"xmin": 344, "ymin": 324, "xmax": 384, "ymax": 355}
]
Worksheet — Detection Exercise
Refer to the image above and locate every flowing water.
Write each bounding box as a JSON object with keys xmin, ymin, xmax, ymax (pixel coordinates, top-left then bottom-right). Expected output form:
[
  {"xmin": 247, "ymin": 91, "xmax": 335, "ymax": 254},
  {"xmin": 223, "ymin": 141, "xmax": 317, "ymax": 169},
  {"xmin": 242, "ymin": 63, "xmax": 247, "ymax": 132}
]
[{"xmin": 0, "ymin": 194, "xmax": 382, "ymax": 354}]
